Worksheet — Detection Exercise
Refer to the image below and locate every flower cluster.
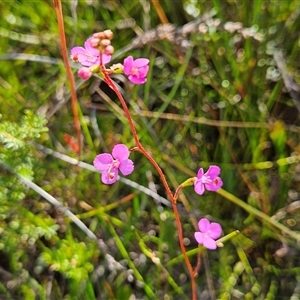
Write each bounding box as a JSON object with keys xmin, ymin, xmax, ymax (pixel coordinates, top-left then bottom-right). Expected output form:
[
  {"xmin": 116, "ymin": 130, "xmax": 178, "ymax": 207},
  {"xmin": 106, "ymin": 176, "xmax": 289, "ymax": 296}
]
[
  {"xmin": 71, "ymin": 30, "xmax": 149, "ymax": 84},
  {"xmin": 71, "ymin": 37, "xmax": 111, "ymax": 67},
  {"xmin": 83, "ymin": 29, "xmax": 226, "ymax": 254}
]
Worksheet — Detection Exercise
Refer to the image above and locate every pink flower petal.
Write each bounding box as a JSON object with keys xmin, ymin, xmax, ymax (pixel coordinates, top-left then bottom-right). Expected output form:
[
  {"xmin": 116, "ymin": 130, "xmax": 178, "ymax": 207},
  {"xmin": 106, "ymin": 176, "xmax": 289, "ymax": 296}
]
[
  {"xmin": 112, "ymin": 144, "xmax": 130, "ymax": 161},
  {"xmin": 203, "ymin": 237, "xmax": 217, "ymax": 250},
  {"xmin": 198, "ymin": 218, "xmax": 210, "ymax": 232},
  {"xmin": 101, "ymin": 54, "xmax": 112, "ymax": 64},
  {"xmin": 194, "ymin": 180, "xmax": 205, "ymax": 195},
  {"xmin": 71, "ymin": 46, "xmax": 86, "ymax": 56},
  {"xmin": 206, "ymin": 165, "xmax": 221, "ymax": 178},
  {"xmin": 133, "ymin": 58, "xmax": 149, "ymax": 68},
  {"xmin": 194, "ymin": 232, "xmax": 204, "ymax": 245},
  {"xmin": 205, "ymin": 177, "xmax": 223, "ymax": 192},
  {"xmin": 137, "ymin": 65, "xmax": 149, "ymax": 78},
  {"xmin": 119, "ymin": 159, "xmax": 134, "ymax": 176},
  {"xmin": 81, "ymin": 58, "xmax": 98, "ymax": 67},
  {"xmin": 208, "ymin": 222, "xmax": 222, "ymax": 239},
  {"xmin": 84, "ymin": 37, "xmax": 100, "ymax": 57},
  {"xmin": 196, "ymin": 168, "xmax": 204, "ymax": 179},
  {"xmin": 128, "ymin": 75, "xmax": 147, "ymax": 85},
  {"xmin": 93, "ymin": 153, "xmax": 113, "ymax": 171},
  {"xmin": 101, "ymin": 168, "xmax": 118, "ymax": 185},
  {"xmin": 123, "ymin": 56, "xmax": 134, "ymax": 75}
]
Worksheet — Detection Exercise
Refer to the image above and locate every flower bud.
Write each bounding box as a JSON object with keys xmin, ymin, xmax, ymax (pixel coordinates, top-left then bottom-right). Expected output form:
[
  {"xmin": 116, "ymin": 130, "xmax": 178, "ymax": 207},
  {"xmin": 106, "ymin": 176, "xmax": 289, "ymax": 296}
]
[
  {"xmin": 93, "ymin": 32, "xmax": 105, "ymax": 39},
  {"xmin": 90, "ymin": 38, "xmax": 100, "ymax": 48},
  {"xmin": 103, "ymin": 29, "xmax": 113, "ymax": 40},
  {"xmin": 110, "ymin": 63, "xmax": 123, "ymax": 74},
  {"xmin": 104, "ymin": 45, "xmax": 114, "ymax": 55},
  {"xmin": 78, "ymin": 67, "xmax": 93, "ymax": 80},
  {"xmin": 100, "ymin": 39, "xmax": 111, "ymax": 47}
]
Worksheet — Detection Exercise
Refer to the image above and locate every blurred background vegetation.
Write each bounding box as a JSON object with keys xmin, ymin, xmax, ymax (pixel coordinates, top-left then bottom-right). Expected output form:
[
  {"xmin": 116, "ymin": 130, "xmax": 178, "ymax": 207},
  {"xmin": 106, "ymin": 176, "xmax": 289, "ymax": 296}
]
[{"xmin": 1, "ymin": 0, "xmax": 300, "ymax": 299}]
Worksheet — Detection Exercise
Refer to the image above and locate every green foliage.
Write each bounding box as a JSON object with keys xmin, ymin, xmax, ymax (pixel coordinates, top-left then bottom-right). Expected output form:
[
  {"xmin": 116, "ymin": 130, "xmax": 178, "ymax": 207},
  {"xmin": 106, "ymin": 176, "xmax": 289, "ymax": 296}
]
[
  {"xmin": 0, "ymin": 109, "xmax": 47, "ymax": 207},
  {"xmin": 0, "ymin": 110, "xmax": 48, "ymax": 178},
  {"xmin": 39, "ymin": 239, "xmax": 98, "ymax": 282},
  {"xmin": 0, "ymin": 110, "xmax": 51, "ymax": 299}
]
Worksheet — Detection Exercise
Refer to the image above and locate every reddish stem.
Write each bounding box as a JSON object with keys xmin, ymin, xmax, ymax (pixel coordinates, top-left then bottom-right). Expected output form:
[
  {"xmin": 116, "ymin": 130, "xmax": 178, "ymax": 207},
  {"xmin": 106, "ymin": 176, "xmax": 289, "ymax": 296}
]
[
  {"xmin": 193, "ymin": 248, "xmax": 202, "ymax": 278},
  {"xmin": 174, "ymin": 184, "xmax": 183, "ymax": 202},
  {"xmin": 53, "ymin": 0, "xmax": 81, "ymax": 156},
  {"xmin": 103, "ymin": 69, "xmax": 197, "ymax": 300}
]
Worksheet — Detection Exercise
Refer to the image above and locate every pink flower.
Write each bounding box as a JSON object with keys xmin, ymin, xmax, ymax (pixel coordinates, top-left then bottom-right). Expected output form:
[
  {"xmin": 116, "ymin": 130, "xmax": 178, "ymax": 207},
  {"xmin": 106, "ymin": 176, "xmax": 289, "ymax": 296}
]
[
  {"xmin": 78, "ymin": 67, "xmax": 93, "ymax": 80},
  {"xmin": 123, "ymin": 56, "xmax": 149, "ymax": 84},
  {"xmin": 71, "ymin": 37, "xmax": 111, "ymax": 67},
  {"xmin": 93, "ymin": 144, "xmax": 134, "ymax": 184},
  {"xmin": 194, "ymin": 165, "xmax": 223, "ymax": 195},
  {"xmin": 194, "ymin": 218, "xmax": 222, "ymax": 250}
]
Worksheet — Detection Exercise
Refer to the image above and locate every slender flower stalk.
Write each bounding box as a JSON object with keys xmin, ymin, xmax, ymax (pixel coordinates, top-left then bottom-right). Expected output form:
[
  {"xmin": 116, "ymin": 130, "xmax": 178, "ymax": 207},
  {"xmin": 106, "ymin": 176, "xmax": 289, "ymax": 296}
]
[
  {"xmin": 101, "ymin": 65, "xmax": 197, "ymax": 300},
  {"xmin": 53, "ymin": 0, "xmax": 81, "ymax": 155},
  {"xmin": 71, "ymin": 31, "xmax": 224, "ymax": 300}
]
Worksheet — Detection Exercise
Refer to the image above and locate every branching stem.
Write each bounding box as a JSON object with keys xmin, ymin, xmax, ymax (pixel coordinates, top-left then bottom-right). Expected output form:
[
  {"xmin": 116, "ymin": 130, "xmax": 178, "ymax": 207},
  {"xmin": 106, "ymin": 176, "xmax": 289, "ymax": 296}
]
[{"xmin": 103, "ymin": 69, "xmax": 197, "ymax": 300}]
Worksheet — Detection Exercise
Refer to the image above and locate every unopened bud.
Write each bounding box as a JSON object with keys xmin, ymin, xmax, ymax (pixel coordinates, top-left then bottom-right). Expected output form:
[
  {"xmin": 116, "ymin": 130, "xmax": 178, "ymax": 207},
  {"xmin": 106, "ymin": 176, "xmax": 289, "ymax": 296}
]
[
  {"xmin": 104, "ymin": 45, "xmax": 114, "ymax": 55},
  {"xmin": 100, "ymin": 39, "xmax": 111, "ymax": 47},
  {"xmin": 110, "ymin": 63, "xmax": 123, "ymax": 74},
  {"xmin": 78, "ymin": 67, "xmax": 93, "ymax": 80},
  {"xmin": 93, "ymin": 32, "xmax": 105, "ymax": 39},
  {"xmin": 103, "ymin": 29, "xmax": 113, "ymax": 40},
  {"xmin": 90, "ymin": 38, "xmax": 100, "ymax": 48}
]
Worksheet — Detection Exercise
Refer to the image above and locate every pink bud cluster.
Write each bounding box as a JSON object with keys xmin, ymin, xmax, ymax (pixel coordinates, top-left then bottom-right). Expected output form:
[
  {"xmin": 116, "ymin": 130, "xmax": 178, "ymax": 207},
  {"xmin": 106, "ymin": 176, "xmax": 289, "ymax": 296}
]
[
  {"xmin": 70, "ymin": 30, "xmax": 149, "ymax": 84},
  {"xmin": 90, "ymin": 30, "xmax": 114, "ymax": 56}
]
